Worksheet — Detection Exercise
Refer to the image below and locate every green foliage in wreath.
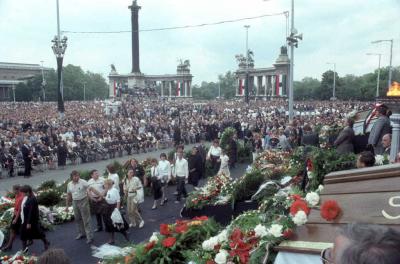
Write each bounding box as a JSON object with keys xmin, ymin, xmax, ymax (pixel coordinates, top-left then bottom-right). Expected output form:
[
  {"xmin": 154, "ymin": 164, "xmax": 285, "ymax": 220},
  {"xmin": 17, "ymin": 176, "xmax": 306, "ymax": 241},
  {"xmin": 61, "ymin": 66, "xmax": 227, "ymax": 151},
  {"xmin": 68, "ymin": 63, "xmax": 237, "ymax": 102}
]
[
  {"xmin": 232, "ymin": 169, "xmax": 264, "ymax": 202},
  {"xmin": 220, "ymin": 127, "xmax": 236, "ymax": 152},
  {"xmin": 37, "ymin": 189, "xmax": 62, "ymax": 207}
]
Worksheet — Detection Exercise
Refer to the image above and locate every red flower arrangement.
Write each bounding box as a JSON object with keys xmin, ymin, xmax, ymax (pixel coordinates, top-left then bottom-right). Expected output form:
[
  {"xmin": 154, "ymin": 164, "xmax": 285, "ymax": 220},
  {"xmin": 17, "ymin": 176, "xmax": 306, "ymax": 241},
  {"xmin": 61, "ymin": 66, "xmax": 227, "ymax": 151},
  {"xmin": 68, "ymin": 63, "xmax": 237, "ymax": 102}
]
[
  {"xmin": 206, "ymin": 260, "xmax": 216, "ymax": 264},
  {"xmin": 175, "ymin": 222, "xmax": 189, "ymax": 234},
  {"xmin": 162, "ymin": 237, "xmax": 177, "ymax": 248},
  {"xmin": 320, "ymin": 200, "xmax": 341, "ymax": 221},
  {"xmin": 306, "ymin": 159, "xmax": 313, "ymax": 171},
  {"xmin": 227, "ymin": 228, "xmax": 259, "ymax": 264},
  {"xmin": 160, "ymin": 224, "xmax": 171, "ymax": 236},
  {"xmin": 144, "ymin": 241, "xmax": 156, "ymax": 252},
  {"xmin": 290, "ymin": 199, "xmax": 310, "ymax": 216},
  {"xmin": 290, "ymin": 194, "xmax": 302, "ymax": 201}
]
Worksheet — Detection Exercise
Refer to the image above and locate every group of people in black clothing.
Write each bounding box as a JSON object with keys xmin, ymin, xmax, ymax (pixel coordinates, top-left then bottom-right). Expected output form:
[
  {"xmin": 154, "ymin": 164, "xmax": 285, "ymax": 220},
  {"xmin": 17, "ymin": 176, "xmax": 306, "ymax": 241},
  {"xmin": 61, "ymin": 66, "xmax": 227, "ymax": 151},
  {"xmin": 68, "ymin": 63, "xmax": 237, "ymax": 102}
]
[{"xmin": 1, "ymin": 185, "xmax": 50, "ymax": 252}]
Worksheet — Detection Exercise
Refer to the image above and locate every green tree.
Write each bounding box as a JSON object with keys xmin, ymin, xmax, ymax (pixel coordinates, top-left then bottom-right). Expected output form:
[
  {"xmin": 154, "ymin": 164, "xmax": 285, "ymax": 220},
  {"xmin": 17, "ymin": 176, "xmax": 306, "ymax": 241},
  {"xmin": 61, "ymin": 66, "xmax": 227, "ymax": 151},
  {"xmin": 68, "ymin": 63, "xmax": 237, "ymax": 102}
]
[
  {"xmin": 294, "ymin": 77, "xmax": 320, "ymax": 100},
  {"xmin": 13, "ymin": 64, "xmax": 109, "ymax": 102},
  {"xmin": 319, "ymin": 70, "xmax": 341, "ymax": 100},
  {"xmin": 218, "ymin": 71, "xmax": 237, "ymax": 99}
]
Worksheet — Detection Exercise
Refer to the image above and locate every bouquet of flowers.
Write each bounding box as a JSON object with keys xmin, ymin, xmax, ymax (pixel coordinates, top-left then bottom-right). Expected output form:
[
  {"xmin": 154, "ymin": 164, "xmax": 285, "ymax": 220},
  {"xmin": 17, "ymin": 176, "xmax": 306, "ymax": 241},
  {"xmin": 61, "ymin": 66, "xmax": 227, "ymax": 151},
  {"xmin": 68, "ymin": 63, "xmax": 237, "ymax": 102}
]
[
  {"xmin": 185, "ymin": 174, "xmax": 232, "ymax": 210},
  {"xmin": 0, "ymin": 252, "xmax": 37, "ymax": 264},
  {"xmin": 100, "ymin": 216, "xmax": 219, "ymax": 264}
]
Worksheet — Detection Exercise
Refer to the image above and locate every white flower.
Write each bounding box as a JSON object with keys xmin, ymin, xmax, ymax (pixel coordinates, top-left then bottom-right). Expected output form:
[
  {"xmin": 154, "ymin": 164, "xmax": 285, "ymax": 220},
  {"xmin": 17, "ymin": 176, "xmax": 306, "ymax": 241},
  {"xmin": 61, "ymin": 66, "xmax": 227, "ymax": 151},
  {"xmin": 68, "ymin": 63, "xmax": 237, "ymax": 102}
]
[
  {"xmin": 292, "ymin": 211, "xmax": 308, "ymax": 226},
  {"xmin": 217, "ymin": 229, "xmax": 228, "ymax": 243},
  {"xmin": 318, "ymin": 185, "xmax": 324, "ymax": 192},
  {"xmin": 307, "ymin": 171, "xmax": 314, "ymax": 179},
  {"xmin": 149, "ymin": 232, "xmax": 159, "ymax": 243},
  {"xmin": 305, "ymin": 192, "xmax": 320, "ymax": 207},
  {"xmin": 202, "ymin": 236, "xmax": 219, "ymax": 251},
  {"xmin": 254, "ymin": 224, "xmax": 268, "ymax": 237},
  {"xmin": 214, "ymin": 249, "xmax": 229, "ymax": 264},
  {"xmin": 267, "ymin": 224, "xmax": 283, "ymax": 238},
  {"xmin": 375, "ymin": 155, "xmax": 384, "ymax": 165}
]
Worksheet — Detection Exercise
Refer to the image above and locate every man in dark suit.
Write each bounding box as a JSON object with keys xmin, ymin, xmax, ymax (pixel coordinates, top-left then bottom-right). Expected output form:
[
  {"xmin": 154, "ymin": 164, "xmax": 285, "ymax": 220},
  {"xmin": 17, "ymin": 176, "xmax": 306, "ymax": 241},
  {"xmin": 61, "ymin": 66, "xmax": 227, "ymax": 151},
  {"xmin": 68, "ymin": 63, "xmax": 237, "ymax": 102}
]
[
  {"xmin": 333, "ymin": 118, "xmax": 355, "ymax": 154},
  {"xmin": 368, "ymin": 107, "xmax": 391, "ymax": 155},
  {"xmin": 301, "ymin": 124, "xmax": 319, "ymax": 147},
  {"xmin": 188, "ymin": 147, "xmax": 202, "ymax": 187},
  {"xmin": 20, "ymin": 141, "xmax": 32, "ymax": 177}
]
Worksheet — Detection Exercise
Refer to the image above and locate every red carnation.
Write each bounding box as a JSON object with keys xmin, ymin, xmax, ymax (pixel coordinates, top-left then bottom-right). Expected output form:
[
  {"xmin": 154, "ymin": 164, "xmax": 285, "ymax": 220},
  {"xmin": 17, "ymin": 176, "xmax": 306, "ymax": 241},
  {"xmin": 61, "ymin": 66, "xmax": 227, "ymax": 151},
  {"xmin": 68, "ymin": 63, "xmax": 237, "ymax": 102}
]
[
  {"xmin": 290, "ymin": 194, "xmax": 302, "ymax": 201},
  {"xmin": 160, "ymin": 224, "xmax": 171, "ymax": 236},
  {"xmin": 283, "ymin": 229, "xmax": 294, "ymax": 239},
  {"xmin": 290, "ymin": 199, "xmax": 310, "ymax": 216},
  {"xmin": 175, "ymin": 223, "xmax": 188, "ymax": 234},
  {"xmin": 144, "ymin": 241, "xmax": 156, "ymax": 252},
  {"xmin": 214, "ymin": 244, "xmax": 221, "ymax": 251},
  {"xmin": 162, "ymin": 236, "xmax": 177, "ymax": 248},
  {"xmin": 230, "ymin": 228, "xmax": 244, "ymax": 242},
  {"xmin": 320, "ymin": 200, "xmax": 341, "ymax": 221},
  {"xmin": 306, "ymin": 159, "xmax": 313, "ymax": 171}
]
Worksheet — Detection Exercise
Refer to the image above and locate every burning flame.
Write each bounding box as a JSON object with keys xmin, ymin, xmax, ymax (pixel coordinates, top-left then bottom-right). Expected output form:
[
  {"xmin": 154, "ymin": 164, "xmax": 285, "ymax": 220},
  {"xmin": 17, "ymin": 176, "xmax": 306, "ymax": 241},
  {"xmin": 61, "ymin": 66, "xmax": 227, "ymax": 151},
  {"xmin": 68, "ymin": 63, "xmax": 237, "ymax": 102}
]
[{"xmin": 387, "ymin": 81, "xmax": 400, "ymax": 97}]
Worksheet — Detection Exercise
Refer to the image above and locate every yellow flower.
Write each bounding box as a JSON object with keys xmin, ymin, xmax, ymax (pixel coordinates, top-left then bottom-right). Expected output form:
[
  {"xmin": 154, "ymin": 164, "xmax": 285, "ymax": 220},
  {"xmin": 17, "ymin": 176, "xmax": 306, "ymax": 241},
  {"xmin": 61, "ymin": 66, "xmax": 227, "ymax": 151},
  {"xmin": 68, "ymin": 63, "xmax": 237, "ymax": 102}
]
[{"xmin": 188, "ymin": 220, "xmax": 203, "ymax": 226}]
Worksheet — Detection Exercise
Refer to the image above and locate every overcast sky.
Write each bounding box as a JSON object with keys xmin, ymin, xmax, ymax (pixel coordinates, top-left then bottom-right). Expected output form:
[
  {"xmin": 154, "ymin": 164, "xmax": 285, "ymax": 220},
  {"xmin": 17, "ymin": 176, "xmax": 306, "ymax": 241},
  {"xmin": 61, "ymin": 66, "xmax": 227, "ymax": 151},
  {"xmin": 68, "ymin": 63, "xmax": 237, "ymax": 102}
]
[{"xmin": 0, "ymin": 0, "xmax": 399, "ymax": 84}]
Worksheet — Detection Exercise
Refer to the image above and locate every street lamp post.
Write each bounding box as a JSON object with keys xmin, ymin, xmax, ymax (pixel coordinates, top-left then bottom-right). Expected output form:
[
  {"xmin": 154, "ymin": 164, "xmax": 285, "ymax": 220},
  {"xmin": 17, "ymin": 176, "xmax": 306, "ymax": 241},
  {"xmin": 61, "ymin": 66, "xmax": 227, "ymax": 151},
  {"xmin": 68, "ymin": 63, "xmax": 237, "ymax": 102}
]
[
  {"xmin": 12, "ymin": 85, "xmax": 16, "ymax": 103},
  {"xmin": 366, "ymin": 53, "xmax": 382, "ymax": 98},
  {"xmin": 83, "ymin": 82, "xmax": 86, "ymax": 101},
  {"xmin": 244, "ymin": 25, "xmax": 250, "ymax": 104},
  {"xmin": 40, "ymin": 60, "xmax": 46, "ymax": 101},
  {"xmin": 372, "ymin": 39, "xmax": 394, "ymax": 89},
  {"xmin": 327, "ymin": 62, "xmax": 336, "ymax": 100},
  {"xmin": 51, "ymin": 0, "xmax": 67, "ymax": 120},
  {"xmin": 286, "ymin": 0, "xmax": 302, "ymax": 122}
]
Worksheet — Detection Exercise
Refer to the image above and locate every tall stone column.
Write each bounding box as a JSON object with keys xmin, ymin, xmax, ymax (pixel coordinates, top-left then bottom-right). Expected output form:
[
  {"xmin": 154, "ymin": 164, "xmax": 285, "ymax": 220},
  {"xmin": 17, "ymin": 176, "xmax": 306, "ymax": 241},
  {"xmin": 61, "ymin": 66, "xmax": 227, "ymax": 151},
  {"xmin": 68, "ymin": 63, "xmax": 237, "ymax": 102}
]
[
  {"xmin": 161, "ymin": 81, "xmax": 164, "ymax": 97},
  {"xmin": 169, "ymin": 81, "xmax": 172, "ymax": 97},
  {"xmin": 129, "ymin": 1, "xmax": 141, "ymax": 73}
]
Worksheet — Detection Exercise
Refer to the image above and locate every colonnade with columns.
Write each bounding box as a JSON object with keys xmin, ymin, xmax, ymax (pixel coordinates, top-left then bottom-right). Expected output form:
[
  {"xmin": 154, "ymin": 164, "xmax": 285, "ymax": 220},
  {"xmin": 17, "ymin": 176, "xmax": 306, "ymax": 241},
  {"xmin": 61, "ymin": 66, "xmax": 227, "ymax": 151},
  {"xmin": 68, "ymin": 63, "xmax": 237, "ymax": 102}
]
[
  {"xmin": 157, "ymin": 80, "xmax": 192, "ymax": 98},
  {"xmin": 236, "ymin": 74, "xmax": 287, "ymax": 97}
]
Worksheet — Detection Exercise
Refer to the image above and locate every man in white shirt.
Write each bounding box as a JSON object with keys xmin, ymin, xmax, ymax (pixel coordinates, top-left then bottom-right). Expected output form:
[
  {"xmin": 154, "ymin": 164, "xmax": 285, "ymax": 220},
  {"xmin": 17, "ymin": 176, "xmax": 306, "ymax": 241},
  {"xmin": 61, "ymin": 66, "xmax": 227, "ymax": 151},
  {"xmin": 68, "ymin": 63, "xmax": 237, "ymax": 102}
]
[
  {"xmin": 66, "ymin": 170, "xmax": 99, "ymax": 244},
  {"xmin": 174, "ymin": 150, "xmax": 188, "ymax": 203},
  {"xmin": 106, "ymin": 164, "xmax": 120, "ymax": 192},
  {"xmin": 87, "ymin": 169, "xmax": 105, "ymax": 232}
]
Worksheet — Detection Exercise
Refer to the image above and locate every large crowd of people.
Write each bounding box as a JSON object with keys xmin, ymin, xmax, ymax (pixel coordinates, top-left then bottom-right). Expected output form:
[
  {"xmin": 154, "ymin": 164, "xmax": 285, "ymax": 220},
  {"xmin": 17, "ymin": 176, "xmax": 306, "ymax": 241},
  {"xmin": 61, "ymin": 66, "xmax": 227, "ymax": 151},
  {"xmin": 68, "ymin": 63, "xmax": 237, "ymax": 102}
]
[
  {"xmin": 1, "ymin": 97, "xmax": 400, "ymax": 264},
  {"xmin": 0, "ymin": 98, "xmax": 373, "ymax": 178}
]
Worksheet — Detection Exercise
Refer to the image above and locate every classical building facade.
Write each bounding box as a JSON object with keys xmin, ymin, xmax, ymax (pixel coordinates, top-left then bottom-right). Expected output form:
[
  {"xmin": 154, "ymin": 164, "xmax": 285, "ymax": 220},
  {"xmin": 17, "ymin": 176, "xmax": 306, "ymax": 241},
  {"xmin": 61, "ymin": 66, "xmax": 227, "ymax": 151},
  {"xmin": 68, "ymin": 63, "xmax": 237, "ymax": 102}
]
[
  {"xmin": 108, "ymin": 1, "xmax": 193, "ymax": 99},
  {"xmin": 0, "ymin": 62, "xmax": 49, "ymax": 101},
  {"xmin": 235, "ymin": 46, "xmax": 290, "ymax": 98}
]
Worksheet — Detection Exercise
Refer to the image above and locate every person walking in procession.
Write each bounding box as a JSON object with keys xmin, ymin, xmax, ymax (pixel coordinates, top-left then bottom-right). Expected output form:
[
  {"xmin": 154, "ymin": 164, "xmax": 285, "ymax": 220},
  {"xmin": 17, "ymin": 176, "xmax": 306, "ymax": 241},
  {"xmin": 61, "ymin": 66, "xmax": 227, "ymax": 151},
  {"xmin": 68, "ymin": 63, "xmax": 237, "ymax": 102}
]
[
  {"xmin": 19, "ymin": 185, "xmax": 50, "ymax": 251},
  {"xmin": 123, "ymin": 169, "xmax": 144, "ymax": 228},
  {"xmin": 150, "ymin": 159, "xmax": 162, "ymax": 209},
  {"xmin": 102, "ymin": 179, "xmax": 129, "ymax": 245},
  {"xmin": 1, "ymin": 185, "xmax": 24, "ymax": 251},
  {"xmin": 87, "ymin": 169, "xmax": 106, "ymax": 232},
  {"xmin": 66, "ymin": 170, "xmax": 100, "ymax": 244},
  {"xmin": 188, "ymin": 147, "xmax": 202, "ymax": 187},
  {"xmin": 174, "ymin": 149, "xmax": 188, "ymax": 203},
  {"xmin": 157, "ymin": 153, "xmax": 171, "ymax": 205}
]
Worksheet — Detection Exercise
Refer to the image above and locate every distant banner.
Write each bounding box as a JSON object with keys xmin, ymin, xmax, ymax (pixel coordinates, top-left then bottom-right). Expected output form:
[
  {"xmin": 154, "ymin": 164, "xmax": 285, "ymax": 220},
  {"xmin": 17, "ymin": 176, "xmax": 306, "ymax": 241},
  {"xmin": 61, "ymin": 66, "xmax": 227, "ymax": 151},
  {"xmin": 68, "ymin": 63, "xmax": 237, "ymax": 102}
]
[
  {"xmin": 239, "ymin": 79, "xmax": 243, "ymax": 95},
  {"xmin": 176, "ymin": 81, "xmax": 181, "ymax": 96}
]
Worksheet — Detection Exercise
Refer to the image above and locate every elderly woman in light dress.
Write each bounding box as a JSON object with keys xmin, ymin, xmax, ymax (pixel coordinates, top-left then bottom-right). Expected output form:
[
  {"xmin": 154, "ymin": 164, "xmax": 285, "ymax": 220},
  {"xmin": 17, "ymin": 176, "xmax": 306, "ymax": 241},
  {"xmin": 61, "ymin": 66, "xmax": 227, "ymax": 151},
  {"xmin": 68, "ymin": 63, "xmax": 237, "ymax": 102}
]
[{"xmin": 123, "ymin": 169, "xmax": 144, "ymax": 228}]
